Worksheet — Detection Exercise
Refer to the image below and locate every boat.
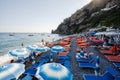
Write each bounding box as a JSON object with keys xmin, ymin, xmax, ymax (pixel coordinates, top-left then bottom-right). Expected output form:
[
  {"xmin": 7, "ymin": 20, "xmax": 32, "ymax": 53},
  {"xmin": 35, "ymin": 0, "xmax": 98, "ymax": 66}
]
[
  {"xmin": 28, "ymin": 34, "xmax": 34, "ymax": 36},
  {"xmin": 9, "ymin": 34, "xmax": 14, "ymax": 36}
]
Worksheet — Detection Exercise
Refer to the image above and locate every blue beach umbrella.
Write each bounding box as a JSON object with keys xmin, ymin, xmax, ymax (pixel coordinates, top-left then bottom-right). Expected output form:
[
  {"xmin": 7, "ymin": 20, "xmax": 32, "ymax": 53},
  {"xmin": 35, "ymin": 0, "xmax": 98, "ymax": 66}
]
[
  {"xmin": 51, "ymin": 45, "xmax": 65, "ymax": 53},
  {"xmin": 38, "ymin": 63, "xmax": 73, "ymax": 80},
  {"xmin": 8, "ymin": 48, "xmax": 30, "ymax": 59},
  {"xmin": 0, "ymin": 63, "xmax": 25, "ymax": 80},
  {"xmin": 35, "ymin": 46, "xmax": 50, "ymax": 52},
  {"xmin": 26, "ymin": 45, "xmax": 38, "ymax": 51}
]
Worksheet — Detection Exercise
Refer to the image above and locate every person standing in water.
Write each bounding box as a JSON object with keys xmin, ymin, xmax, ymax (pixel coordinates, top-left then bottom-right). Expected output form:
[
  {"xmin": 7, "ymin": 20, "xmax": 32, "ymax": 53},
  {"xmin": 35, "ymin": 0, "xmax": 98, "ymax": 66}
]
[{"xmin": 21, "ymin": 42, "xmax": 24, "ymax": 47}]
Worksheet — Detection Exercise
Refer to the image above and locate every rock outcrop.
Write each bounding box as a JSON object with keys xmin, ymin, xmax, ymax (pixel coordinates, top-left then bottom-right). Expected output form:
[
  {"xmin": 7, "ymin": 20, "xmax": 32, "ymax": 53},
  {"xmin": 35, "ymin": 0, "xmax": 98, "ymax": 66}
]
[{"xmin": 53, "ymin": 0, "xmax": 120, "ymax": 35}]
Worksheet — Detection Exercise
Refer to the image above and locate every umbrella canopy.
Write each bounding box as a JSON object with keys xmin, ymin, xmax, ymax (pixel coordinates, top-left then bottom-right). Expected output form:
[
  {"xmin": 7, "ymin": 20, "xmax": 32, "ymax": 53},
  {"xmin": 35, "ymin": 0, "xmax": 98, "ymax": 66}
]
[
  {"xmin": 51, "ymin": 45, "xmax": 65, "ymax": 53},
  {"xmin": 105, "ymin": 32, "xmax": 118, "ymax": 36},
  {"xmin": 8, "ymin": 48, "xmax": 30, "ymax": 59},
  {"xmin": 38, "ymin": 63, "xmax": 73, "ymax": 80},
  {"xmin": 0, "ymin": 63, "xmax": 25, "ymax": 80},
  {"xmin": 26, "ymin": 45, "xmax": 38, "ymax": 51},
  {"xmin": 95, "ymin": 32, "xmax": 107, "ymax": 35},
  {"xmin": 36, "ymin": 46, "xmax": 50, "ymax": 52}
]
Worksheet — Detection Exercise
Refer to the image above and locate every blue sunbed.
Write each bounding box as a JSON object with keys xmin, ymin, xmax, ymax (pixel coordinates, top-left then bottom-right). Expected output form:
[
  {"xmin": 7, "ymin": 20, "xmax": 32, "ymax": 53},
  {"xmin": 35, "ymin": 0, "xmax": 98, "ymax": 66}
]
[
  {"xmin": 83, "ymin": 72, "xmax": 115, "ymax": 80},
  {"xmin": 24, "ymin": 67, "xmax": 37, "ymax": 75},
  {"xmin": 64, "ymin": 60, "xmax": 70, "ymax": 70},
  {"xmin": 115, "ymin": 76, "xmax": 120, "ymax": 80},
  {"xmin": 21, "ymin": 75, "xmax": 33, "ymax": 80},
  {"xmin": 113, "ymin": 62, "xmax": 120, "ymax": 68},
  {"xmin": 31, "ymin": 63, "xmax": 39, "ymax": 68},
  {"xmin": 79, "ymin": 61, "xmax": 96, "ymax": 68},
  {"xmin": 58, "ymin": 56, "xmax": 69, "ymax": 60},
  {"xmin": 38, "ymin": 58, "xmax": 49, "ymax": 66},
  {"xmin": 104, "ymin": 66, "xmax": 120, "ymax": 75},
  {"xmin": 58, "ymin": 59, "xmax": 65, "ymax": 65},
  {"xmin": 77, "ymin": 57, "xmax": 94, "ymax": 63}
]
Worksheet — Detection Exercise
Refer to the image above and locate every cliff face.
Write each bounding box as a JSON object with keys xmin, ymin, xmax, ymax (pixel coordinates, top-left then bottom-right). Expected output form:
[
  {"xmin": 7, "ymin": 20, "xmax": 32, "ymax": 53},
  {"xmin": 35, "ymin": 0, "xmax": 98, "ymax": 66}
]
[{"xmin": 53, "ymin": 0, "xmax": 120, "ymax": 35}]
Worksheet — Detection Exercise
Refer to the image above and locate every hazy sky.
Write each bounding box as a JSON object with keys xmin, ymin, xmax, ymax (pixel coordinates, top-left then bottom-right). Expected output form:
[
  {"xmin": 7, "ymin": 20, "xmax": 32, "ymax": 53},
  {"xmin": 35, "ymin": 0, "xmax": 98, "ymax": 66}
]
[{"xmin": 0, "ymin": 0, "xmax": 91, "ymax": 33}]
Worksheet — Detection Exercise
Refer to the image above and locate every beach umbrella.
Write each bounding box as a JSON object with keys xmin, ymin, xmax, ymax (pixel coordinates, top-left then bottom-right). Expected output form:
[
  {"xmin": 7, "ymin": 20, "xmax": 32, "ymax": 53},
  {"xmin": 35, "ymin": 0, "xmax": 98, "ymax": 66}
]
[
  {"xmin": 51, "ymin": 45, "xmax": 65, "ymax": 53},
  {"xmin": 0, "ymin": 63, "xmax": 25, "ymax": 80},
  {"xmin": 8, "ymin": 48, "xmax": 30, "ymax": 59},
  {"xmin": 35, "ymin": 46, "xmax": 50, "ymax": 52},
  {"xmin": 26, "ymin": 45, "xmax": 38, "ymax": 51},
  {"xmin": 105, "ymin": 32, "xmax": 118, "ymax": 36},
  {"xmin": 37, "ymin": 63, "xmax": 73, "ymax": 80},
  {"xmin": 95, "ymin": 32, "xmax": 106, "ymax": 35}
]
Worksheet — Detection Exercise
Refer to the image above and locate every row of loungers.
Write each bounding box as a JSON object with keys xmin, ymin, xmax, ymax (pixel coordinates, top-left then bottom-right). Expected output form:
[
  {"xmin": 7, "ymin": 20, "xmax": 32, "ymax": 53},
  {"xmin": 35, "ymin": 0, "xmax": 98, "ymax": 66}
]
[
  {"xmin": 98, "ymin": 44, "xmax": 120, "ymax": 68},
  {"xmin": 83, "ymin": 66, "xmax": 120, "ymax": 80},
  {"xmin": 76, "ymin": 37, "xmax": 98, "ymax": 69},
  {"xmin": 76, "ymin": 37, "xmax": 120, "ymax": 80}
]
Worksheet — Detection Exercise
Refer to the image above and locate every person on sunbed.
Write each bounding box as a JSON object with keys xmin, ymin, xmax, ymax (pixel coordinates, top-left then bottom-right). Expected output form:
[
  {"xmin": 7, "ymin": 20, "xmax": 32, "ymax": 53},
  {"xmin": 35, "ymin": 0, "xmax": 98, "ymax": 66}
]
[{"xmin": 76, "ymin": 47, "xmax": 87, "ymax": 58}]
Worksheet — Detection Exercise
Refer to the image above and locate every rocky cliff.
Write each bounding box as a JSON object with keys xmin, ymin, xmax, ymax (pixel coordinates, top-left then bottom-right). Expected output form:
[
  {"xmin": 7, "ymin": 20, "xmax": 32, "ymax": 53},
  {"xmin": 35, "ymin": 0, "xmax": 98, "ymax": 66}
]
[{"xmin": 52, "ymin": 0, "xmax": 120, "ymax": 35}]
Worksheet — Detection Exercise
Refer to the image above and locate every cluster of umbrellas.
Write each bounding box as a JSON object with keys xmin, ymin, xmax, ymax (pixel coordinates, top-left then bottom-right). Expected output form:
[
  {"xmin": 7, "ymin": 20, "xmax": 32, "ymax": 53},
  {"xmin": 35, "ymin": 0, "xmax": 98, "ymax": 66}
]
[{"xmin": 0, "ymin": 44, "xmax": 73, "ymax": 80}]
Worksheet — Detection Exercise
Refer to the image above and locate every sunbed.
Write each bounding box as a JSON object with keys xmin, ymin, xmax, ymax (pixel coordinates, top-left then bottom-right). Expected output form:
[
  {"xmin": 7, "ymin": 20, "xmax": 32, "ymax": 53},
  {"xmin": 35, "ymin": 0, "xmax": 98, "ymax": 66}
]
[
  {"xmin": 83, "ymin": 72, "xmax": 115, "ymax": 80},
  {"xmin": 104, "ymin": 66, "xmax": 120, "ymax": 75},
  {"xmin": 64, "ymin": 60, "xmax": 70, "ymax": 70},
  {"xmin": 77, "ymin": 57, "xmax": 94, "ymax": 63},
  {"xmin": 79, "ymin": 61, "xmax": 97, "ymax": 68},
  {"xmin": 21, "ymin": 75, "xmax": 33, "ymax": 80},
  {"xmin": 105, "ymin": 55, "xmax": 120, "ymax": 62},
  {"xmin": 24, "ymin": 67, "xmax": 37, "ymax": 75},
  {"xmin": 83, "ymin": 66, "xmax": 120, "ymax": 80},
  {"xmin": 113, "ymin": 62, "xmax": 120, "ymax": 68},
  {"xmin": 100, "ymin": 44, "xmax": 117, "ymax": 55}
]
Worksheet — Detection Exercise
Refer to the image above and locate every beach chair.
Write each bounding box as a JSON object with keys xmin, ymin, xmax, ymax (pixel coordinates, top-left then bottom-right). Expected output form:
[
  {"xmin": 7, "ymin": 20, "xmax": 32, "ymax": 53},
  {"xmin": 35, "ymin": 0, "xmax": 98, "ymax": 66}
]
[
  {"xmin": 83, "ymin": 72, "xmax": 115, "ymax": 80},
  {"xmin": 24, "ymin": 67, "xmax": 37, "ymax": 75},
  {"xmin": 38, "ymin": 58, "xmax": 49, "ymax": 66},
  {"xmin": 115, "ymin": 76, "xmax": 120, "ymax": 80},
  {"xmin": 100, "ymin": 44, "xmax": 117, "ymax": 55},
  {"xmin": 105, "ymin": 55, "xmax": 120, "ymax": 62},
  {"xmin": 31, "ymin": 63, "xmax": 39, "ymax": 68},
  {"xmin": 58, "ymin": 56, "xmax": 69, "ymax": 60},
  {"xmin": 64, "ymin": 60, "xmax": 70, "ymax": 70},
  {"xmin": 79, "ymin": 61, "xmax": 97, "ymax": 68},
  {"xmin": 58, "ymin": 59, "xmax": 65, "ymax": 65},
  {"xmin": 77, "ymin": 57, "xmax": 94, "ymax": 63},
  {"xmin": 21, "ymin": 75, "xmax": 33, "ymax": 80},
  {"xmin": 113, "ymin": 62, "xmax": 120, "ymax": 68},
  {"xmin": 83, "ymin": 66, "xmax": 120, "ymax": 80},
  {"xmin": 104, "ymin": 66, "xmax": 120, "ymax": 75}
]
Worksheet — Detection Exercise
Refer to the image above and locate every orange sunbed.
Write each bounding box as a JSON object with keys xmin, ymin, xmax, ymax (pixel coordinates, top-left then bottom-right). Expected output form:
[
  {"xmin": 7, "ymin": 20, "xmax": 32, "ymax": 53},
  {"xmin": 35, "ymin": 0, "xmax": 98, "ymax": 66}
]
[
  {"xmin": 58, "ymin": 51, "xmax": 68, "ymax": 56},
  {"xmin": 59, "ymin": 41, "xmax": 69, "ymax": 46}
]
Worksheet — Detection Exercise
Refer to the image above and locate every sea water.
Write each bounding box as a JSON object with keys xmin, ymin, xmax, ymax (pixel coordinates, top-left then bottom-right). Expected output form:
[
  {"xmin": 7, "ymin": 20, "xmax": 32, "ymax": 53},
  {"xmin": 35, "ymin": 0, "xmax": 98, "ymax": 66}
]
[
  {"xmin": 0, "ymin": 33, "xmax": 61, "ymax": 55},
  {"xmin": 0, "ymin": 33, "xmax": 62, "ymax": 65}
]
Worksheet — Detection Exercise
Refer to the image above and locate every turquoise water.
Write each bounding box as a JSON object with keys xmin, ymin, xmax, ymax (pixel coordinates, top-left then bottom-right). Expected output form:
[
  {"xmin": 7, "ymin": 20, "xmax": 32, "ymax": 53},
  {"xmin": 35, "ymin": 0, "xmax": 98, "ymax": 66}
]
[{"xmin": 0, "ymin": 33, "xmax": 61, "ymax": 55}]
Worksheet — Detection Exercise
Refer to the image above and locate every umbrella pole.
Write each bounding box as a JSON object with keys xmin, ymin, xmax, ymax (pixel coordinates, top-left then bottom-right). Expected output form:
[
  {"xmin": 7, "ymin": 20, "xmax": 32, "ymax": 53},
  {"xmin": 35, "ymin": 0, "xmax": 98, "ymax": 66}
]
[{"xmin": 50, "ymin": 53, "xmax": 53, "ymax": 62}]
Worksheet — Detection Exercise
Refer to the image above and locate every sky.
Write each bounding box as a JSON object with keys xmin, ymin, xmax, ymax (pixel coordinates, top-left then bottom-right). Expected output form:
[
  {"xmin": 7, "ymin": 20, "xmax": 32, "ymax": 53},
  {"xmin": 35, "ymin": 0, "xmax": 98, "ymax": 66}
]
[{"xmin": 0, "ymin": 0, "xmax": 91, "ymax": 33}]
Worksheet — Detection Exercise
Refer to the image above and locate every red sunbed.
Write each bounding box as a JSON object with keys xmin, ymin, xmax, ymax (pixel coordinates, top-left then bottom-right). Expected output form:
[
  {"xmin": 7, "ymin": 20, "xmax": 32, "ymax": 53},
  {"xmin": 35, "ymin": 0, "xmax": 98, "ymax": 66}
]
[
  {"xmin": 100, "ymin": 44, "xmax": 117, "ymax": 55},
  {"xmin": 105, "ymin": 55, "xmax": 120, "ymax": 62}
]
